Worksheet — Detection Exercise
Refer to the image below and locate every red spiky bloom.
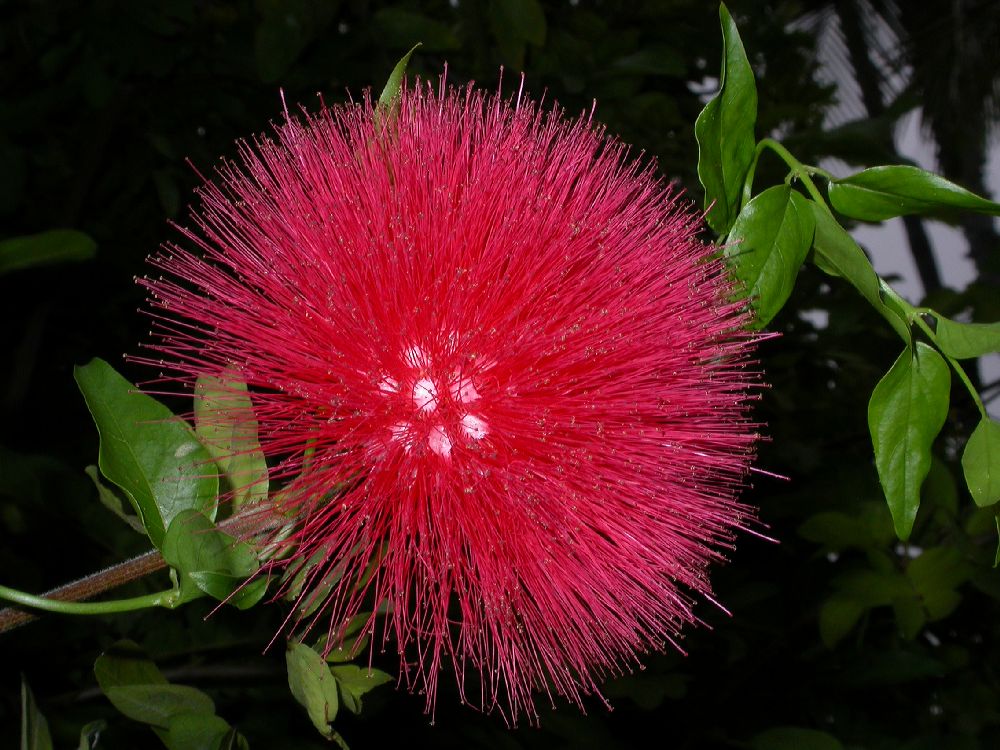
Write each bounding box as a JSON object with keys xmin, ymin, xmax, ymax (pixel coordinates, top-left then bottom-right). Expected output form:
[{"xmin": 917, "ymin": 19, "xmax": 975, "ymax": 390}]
[{"xmin": 139, "ymin": 77, "xmax": 761, "ymax": 723}]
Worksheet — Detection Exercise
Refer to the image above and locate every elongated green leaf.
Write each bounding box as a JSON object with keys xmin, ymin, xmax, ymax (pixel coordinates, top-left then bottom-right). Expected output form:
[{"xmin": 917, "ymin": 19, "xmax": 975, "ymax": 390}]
[
  {"xmin": 868, "ymin": 343, "xmax": 951, "ymax": 539},
  {"xmin": 809, "ymin": 202, "xmax": 910, "ymax": 341},
  {"xmin": 376, "ymin": 43, "xmax": 421, "ymax": 126},
  {"xmin": 21, "ymin": 678, "xmax": 53, "ymax": 750},
  {"xmin": 829, "ymin": 165, "xmax": 1000, "ymax": 221},
  {"xmin": 75, "ymin": 358, "xmax": 219, "ymax": 548},
  {"xmin": 194, "ymin": 372, "xmax": 268, "ymax": 511},
  {"xmin": 726, "ymin": 185, "xmax": 815, "ymax": 327},
  {"xmin": 286, "ymin": 642, "xmax": 341, "ymax": 740},
  {"xmin": 0, "ymin": 229, "xmax": 96, "ymax": 275},
  {"xmin": 695, "ymin": 3, "xmax": 757, "ymax": 235},
  {"xmin": 104, "ymin": 685, "xmax": 215, "ymax": 729},
  {"xmin": 818, "ymin": 595, "xmax": 864, "ymax": 648},
  {"xmin": 161, "ymin": 509, "xmax": 260, "ymax": 606},
  {"xmin": 94, "ymin": 641, "xmax": 215, "ymax": 728},
  {"xmin": 933, "ymin": 316, "xmax": 1000, "ymax": 359},
  {"xmin": 962, "ymin": 418, "xmax": 1000, "ymax": 507},
  {"xmin": 330, "ymin": 664, "xmax": 392, "ymax": 716}
]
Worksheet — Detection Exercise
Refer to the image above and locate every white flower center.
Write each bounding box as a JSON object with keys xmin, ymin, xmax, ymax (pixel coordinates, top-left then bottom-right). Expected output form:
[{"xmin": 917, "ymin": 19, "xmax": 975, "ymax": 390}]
[{"xmin": 375, "ymin": 339, "xmax": 490, "ymax": 459}]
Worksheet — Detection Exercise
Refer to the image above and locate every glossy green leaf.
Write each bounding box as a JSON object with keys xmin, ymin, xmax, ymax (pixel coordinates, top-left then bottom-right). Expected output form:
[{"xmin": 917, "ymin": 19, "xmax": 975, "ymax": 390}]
[
  {"xmin": 194, "ymin": 372, "xmax": 268, "ymax": 511},
  {"xmin": 809, "ymin": 202, "xmax": 910, "ymax": 341},
  {"xmin": 933, "ymin": 316, "xmax": 1000, "ymax": 359},
  {"xmin": 20, "ymin": 678, "xmax": 53, "ymax": 750},
  {"xmin": 750, "ymin": 727, "xmax": 843, "ymax": 750},
  {"xmin": 726, "ymin": 185, "xmax": 815, "ymax": 327},
  {"xmin": 75, "ymin": 358, "xmax": 219, "ymax": 548},
  {"xmin": 818, "ymin": 596, "xmax": 865, "ymax": 648},
  {"xmin": 695, "ymin": 3, "xmax": 758, "ymax": 235},
  {"xmin": 962, "ymin": 418, "xmax": 1000, "ymax": 507},
  {"xmin": 161, "ymin": 509, "xmax": 260, "ymax": 606},
  {"xmin": 286, "ymin": 642, "xmax": 341, "ymax": 740},
  {"xmin": 187, "ymin": 571, "xmax": 268, "ymax": 610},
  {"xmin": 376, "ymin": 43, "xmax": 421, "ymax": 127},
  {"xmin": 84, "ymin": 464, "xmax": 145, "ymax": 533},
  {"xmin": 330, "ymin": 664, "xmax": 393, "ymax": 716},
  {"xmin": 0, "ymin": 229, "xmax": 96, "ymax": 275},
  {"xmin": 868, "ymin": 343, "xmax": 951, "ymax": 539},
  {"xmin": 829, "ymin": 165, "xmax": 1000, "ymax": 222}
]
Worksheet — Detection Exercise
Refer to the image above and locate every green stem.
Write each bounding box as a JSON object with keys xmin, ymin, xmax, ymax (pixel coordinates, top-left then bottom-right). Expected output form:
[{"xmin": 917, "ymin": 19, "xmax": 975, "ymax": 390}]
[
  {"xmin": 748, "ymin": 138, "xmax": 828, "ymax": 206},
  {"xmin": 912, "ymin": 314, "xmax": 988, "ymax": 417},
  {"xmin": 0, "ymin": 584, "xmax": 178, "ymax": 616}
]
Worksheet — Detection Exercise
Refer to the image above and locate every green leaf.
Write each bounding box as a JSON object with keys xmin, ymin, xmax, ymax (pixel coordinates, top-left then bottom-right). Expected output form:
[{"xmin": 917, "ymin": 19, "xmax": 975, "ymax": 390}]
[
  {"xmin": 104, "ymin": 685, "xmax": 216, "ymax": 729},
  {"xmin": 373, "ymin": 9, "xmax": 458, "ymax": 52},
  {"xmin": 376, "ymin": 44, "xmax": 421, "ymax": 127},
  {"xmin": 95, "ymin": 640, "xmax": 168, "ymax": 690},
  {"xmin": 798, "ymin": 506, "xmax": 893, "ymax": 551},
  {"xmin": 286, "ymin": 642, "xmax": 341, "ymax": 740},
  {"xmin": 809, "ymin": 202, "xmax": 910, "ymax": 341},
  {"xmin": 161, "ymin": 509, "xmax": 261, "ymax": 606},
  {"xmin": 84, "ymin": 464, "xmax": 146, "ymax": 533},
  {"xmin": 962, "ymin": 418, "xmax": 1000, "ymax": 507},
  {"xmin": 907, "ymin": 546, "xmax": 970, "ymax": 620},
  {"xmin": 892, "ymin": 597, "xmax": 926, "ymax": 640},
  {"xmin": 0, "ymin": 229, "xmax": 96, "ymax": 275},
  {"xmin": 74, "ymin": 358, "xmax": 219, "ymax": 548},
  {"xmin": 818, "ymin": 596, "xmax": 865, "ymax": 648},
  {"xmin": 829, "ymin": 165, "xmax": 1000, "ymax": 222},
  {"xmin": 750, "ymin": 727, "xmax": 843, "ymax": 750},
  {"xmin": 188, "ymin": 571, "xmax": 268, "ymax": 610},
  {"xmin": 77, "ymin": 720, "xmax": 107, "ymax": 750},
  {"xmin": 868, "ymin": 343, "xmax": 951, "ymax": 539},
  {"xmin": 726, "ymin": 185, "xmax": 815, "ymax": 327},
  {"xmin": 330, "ymin": 665, "xmax": 393, "ymax": 716},
  {"xmin": 160, "ymin": 712, "xmax": 235, "ymax": 750},
  {"xmin": 194, "ymin": 372, "xmax": 268, "ymax": 511},
  {"xmin": 694, "ymin": 3, "xmax": 757, "ymax": 235},
  {"xmin": 20, "ymin": 678, "xmax": 53, "ymax": 750},
  {"xmin": 934, "ymin": 316, "xmax": 1000, "ymax": 359},
  {"xmin": 834, "ymin": 569, "xmax": 912, "ymax": 607},
  {"xmin": 95, "ymin": 641, "xmax": 215, "ymax": 729}
]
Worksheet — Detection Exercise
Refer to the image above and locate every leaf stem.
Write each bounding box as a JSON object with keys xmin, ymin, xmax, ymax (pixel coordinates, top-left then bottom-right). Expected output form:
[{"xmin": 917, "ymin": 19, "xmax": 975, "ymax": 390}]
[
  {"xmin": 912, "ymin": 313, "xmax": 988, "ymax": 417},
  {"xmin": 750, "ymin": 138, "xmax": 828, "ymax": 206},
  {"xmin": 0, "ymin": 508, "xmax": 278, "ymax": 634},
  {"xmin": 0, "ymin": 585, "xmax": 178, "ymax": 616}
]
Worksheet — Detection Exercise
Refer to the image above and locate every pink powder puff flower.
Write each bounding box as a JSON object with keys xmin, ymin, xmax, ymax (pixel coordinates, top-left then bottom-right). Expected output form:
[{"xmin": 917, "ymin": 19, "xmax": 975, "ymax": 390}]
[{"xmin": 138, "ymin": 75, "xmax": 762, "ymax": 724}]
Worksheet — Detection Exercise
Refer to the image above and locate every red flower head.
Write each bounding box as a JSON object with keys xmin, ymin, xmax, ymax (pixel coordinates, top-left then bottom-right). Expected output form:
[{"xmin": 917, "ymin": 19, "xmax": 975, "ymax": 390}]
[{"xmin": 140, "ymin": 76, "xmax": 761, "ymax": 723}]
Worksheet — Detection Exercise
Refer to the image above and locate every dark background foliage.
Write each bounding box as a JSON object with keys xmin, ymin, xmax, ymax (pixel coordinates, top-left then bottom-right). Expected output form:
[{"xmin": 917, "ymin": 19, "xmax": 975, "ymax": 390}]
[{"xmin": 1, "ymin": 1, "xmax": 998, "ymax": 748}]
